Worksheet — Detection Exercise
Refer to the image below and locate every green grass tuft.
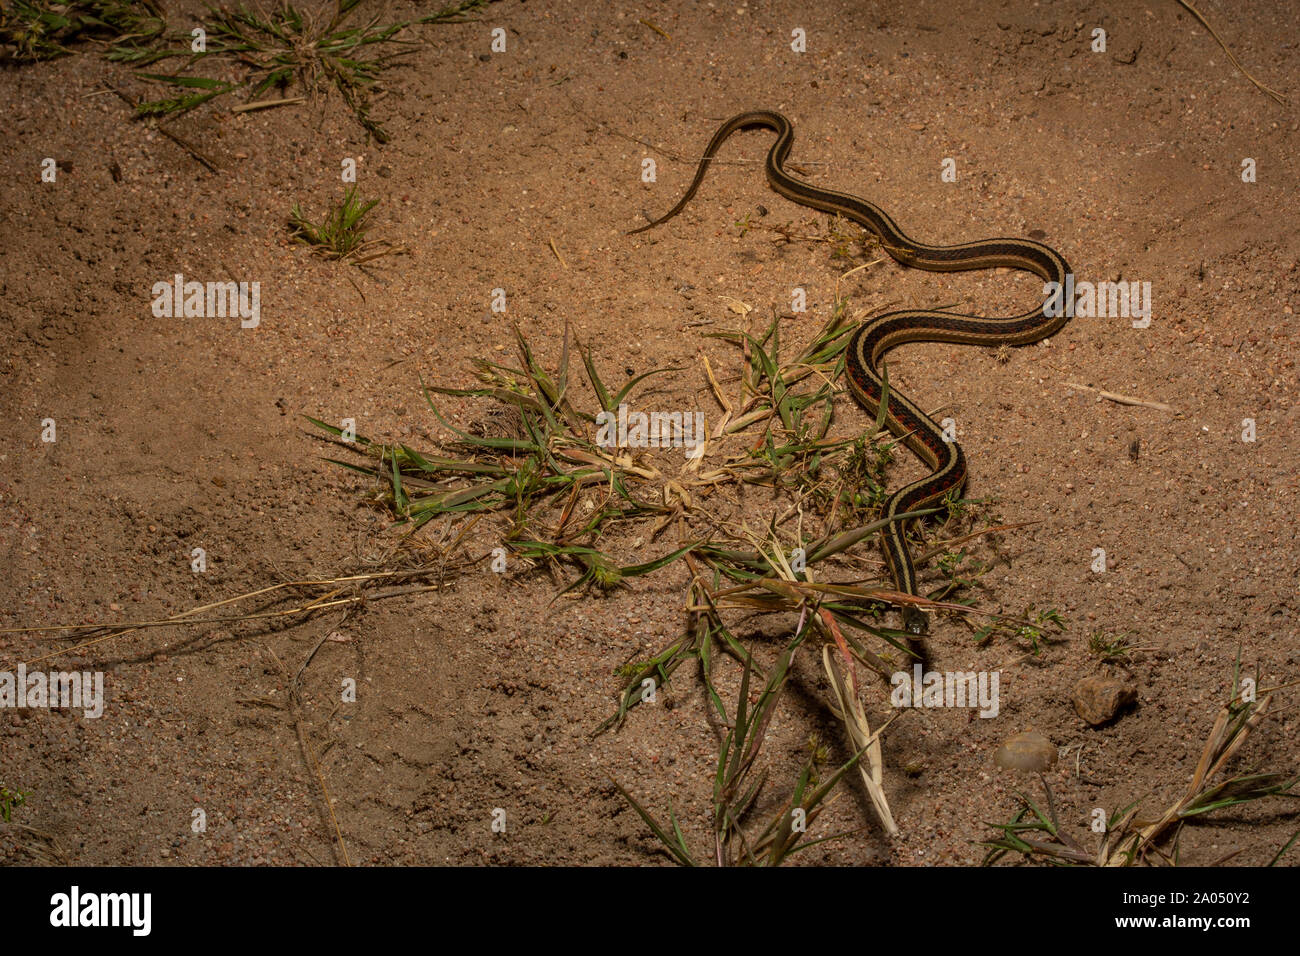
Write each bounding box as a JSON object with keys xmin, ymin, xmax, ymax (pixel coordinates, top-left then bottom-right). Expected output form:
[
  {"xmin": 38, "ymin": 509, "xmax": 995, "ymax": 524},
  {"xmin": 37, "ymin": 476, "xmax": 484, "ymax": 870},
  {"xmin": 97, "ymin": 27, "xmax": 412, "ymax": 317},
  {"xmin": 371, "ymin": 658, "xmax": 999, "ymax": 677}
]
[
  {"xmin": 0, "ymin": 0, "xmax": 164, "ymax": 62},
  {"xmin": 289, "ymin": 185, "xmax": 387, "ymax": 260}
]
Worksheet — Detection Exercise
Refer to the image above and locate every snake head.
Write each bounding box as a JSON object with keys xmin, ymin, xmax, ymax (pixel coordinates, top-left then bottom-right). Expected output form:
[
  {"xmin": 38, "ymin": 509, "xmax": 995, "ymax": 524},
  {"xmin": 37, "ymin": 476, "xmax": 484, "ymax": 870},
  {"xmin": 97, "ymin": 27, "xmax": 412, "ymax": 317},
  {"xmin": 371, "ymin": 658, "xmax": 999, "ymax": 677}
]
[{"xmin": 902, "ymin": 606, "xmax": 928, "ymax": 636}]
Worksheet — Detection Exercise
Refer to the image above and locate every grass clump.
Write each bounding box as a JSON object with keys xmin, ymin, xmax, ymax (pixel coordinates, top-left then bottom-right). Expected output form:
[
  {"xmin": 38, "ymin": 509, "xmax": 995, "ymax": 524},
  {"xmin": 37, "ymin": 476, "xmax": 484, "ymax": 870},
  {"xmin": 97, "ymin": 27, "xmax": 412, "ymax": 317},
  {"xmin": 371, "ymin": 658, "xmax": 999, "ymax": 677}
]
[
  {"xmin": 1088, "ymin": 630, "xmax": 1145, "ymax": 663},
  {"xmin": 614, "ymin": 625, "xmax": 869, "ymax": 866},
  {"xmin": 2, "ymin": 0, "xmax": 490, "ymax": 141},
  {"xmin": 309, "ymin": 305, "xmax": 1037, "ymax": 700},
  {"xmin": 974, "ymin": 605, "xmax": 1066, "ymax": 654},
  {"xmin": 0, "ymin": 784, "xmax": 27, "ymax": 822},
  {"xmin": 310, "ymin": 294, "xmax": 1056, "ymax": 855},
  {"xmin": 0, "ymin": 0, "xmax": 163, "ymax": 61},
  {"xmin": 307, "ymin": 321, "xmax": 689, "ymax": 591},
  {"xmin": 289, "ymin": 184, "xmax": 400, "ymax": 261},
  {"xmin": 129, "ymin": 0, "xmax": 487, "ymax": 140}
]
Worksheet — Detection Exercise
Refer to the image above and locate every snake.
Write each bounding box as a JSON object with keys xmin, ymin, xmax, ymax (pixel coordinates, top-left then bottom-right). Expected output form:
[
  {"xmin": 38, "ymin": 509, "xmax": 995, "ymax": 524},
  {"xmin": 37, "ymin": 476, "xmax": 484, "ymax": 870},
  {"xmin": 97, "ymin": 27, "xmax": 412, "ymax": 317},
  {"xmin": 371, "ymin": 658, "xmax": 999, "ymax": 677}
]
[{"xmin": 629, "ymin": 110, "xmax": 1071, "ymax": 635}]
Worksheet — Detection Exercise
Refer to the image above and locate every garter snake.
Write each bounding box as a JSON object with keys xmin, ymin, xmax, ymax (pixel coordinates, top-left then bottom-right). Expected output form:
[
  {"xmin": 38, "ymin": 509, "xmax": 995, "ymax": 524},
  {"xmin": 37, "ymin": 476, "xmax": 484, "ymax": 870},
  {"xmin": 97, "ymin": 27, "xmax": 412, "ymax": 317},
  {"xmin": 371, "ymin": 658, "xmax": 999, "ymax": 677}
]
[{"xmin": 630, "ymin": 110, "xmax": 1071, "ymax": 634}]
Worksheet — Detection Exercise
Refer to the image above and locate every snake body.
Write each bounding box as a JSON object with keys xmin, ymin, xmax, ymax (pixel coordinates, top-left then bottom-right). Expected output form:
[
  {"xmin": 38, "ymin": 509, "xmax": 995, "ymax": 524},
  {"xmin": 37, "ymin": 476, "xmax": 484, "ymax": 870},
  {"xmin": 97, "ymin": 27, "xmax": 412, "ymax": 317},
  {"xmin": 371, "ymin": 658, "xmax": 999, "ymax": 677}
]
[{"xmin": 630, "ymin": 111, "xmax": 1071, "ymax": 634}]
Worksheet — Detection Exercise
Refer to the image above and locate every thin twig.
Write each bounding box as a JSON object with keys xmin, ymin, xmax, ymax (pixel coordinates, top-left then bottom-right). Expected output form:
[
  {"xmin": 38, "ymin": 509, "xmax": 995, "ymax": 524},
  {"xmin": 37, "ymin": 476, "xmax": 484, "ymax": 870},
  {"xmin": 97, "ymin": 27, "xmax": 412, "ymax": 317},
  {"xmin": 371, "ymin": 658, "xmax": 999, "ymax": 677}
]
[
  {"xmin": 1175, "ymin": 0, "xmax": 1287, "ymax": 105},
  {"xmin": 1064, "ymin": 381, "xmax": 1177, "ymax": 413},
  {"xmin": 106, "ymin": 86, "xmax": 220, "ymax": 172},
  {"xmin": 265, "ymin": 643, "xmax": 352, "ymax": 866},
  {"xmin": 3, "ymin": 571, "xmax": 445, "ymax": 666},
  {"xmin": 548, "ymin": 236, "xmax": 568, "ymax": 269},
  {"xmin": 638, "ymin": 18, "xmax": 671, "ymax": 40},
  {"xmin": 230, "ymin": 96, "xmax": 306, "ymax": 113}
]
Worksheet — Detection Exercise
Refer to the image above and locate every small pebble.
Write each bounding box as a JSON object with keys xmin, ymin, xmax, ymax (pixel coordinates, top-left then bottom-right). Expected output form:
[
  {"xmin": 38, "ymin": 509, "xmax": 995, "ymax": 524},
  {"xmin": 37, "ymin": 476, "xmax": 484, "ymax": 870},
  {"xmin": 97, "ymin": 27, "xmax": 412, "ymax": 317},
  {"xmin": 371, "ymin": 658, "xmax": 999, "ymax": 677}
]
[{"xmin": 994, "ymin": 730, "xmax": 1057, "ymax": 771}]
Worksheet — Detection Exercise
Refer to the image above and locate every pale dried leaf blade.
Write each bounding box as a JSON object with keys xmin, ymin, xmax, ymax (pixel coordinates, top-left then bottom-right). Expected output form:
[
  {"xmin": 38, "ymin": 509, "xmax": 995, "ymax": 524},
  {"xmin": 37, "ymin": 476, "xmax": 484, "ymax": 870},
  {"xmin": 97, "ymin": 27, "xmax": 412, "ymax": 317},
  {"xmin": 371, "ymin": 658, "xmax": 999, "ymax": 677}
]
[
  {"xmin": 822, "ymin": 644, "xmax": 898, "ymax": 836},
  {"xmin": 1103, "ymin": 694, "xmax": 1274, "ymax": 866}
]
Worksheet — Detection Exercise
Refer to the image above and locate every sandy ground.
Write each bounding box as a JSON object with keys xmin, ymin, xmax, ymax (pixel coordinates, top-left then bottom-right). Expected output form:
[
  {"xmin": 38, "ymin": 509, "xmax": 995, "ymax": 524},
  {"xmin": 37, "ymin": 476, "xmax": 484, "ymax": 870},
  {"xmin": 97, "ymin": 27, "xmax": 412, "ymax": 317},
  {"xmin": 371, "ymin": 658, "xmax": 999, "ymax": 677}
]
[{"xmin": 1, "ymin": 0, "xmax": 1298, "ymax": 866}]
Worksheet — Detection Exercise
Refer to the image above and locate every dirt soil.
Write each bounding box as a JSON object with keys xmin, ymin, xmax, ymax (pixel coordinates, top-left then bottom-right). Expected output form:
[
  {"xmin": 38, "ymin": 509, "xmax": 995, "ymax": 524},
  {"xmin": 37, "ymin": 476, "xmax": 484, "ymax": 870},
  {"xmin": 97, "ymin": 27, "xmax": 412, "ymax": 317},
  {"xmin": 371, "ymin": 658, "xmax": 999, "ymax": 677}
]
[{"xmin": 2, "ymin": 0, "xmax": 1298, "ymax": 866}]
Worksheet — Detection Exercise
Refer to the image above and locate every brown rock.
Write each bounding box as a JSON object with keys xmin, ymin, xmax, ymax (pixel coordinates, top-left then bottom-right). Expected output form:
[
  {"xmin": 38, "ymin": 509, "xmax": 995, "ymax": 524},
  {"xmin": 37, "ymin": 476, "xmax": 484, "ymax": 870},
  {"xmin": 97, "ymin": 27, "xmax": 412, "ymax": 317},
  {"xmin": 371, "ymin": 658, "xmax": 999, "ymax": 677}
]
[
  {"xmin": 994, "ymin": 730, "xmax": 1057, "ymax": 772},
  {"xmin": 1072, "ymin": 675, "xmax": 1136, "ymax": 726}
]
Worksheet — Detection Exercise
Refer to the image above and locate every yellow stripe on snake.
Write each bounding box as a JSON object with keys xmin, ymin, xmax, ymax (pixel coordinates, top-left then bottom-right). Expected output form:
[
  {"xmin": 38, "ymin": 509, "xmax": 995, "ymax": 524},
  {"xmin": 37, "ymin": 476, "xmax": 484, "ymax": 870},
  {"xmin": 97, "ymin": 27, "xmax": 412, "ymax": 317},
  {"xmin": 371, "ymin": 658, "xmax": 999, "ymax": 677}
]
[{"xmin": 630, "ymin": 111, "xmax": 1072, "ymax": 635}]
